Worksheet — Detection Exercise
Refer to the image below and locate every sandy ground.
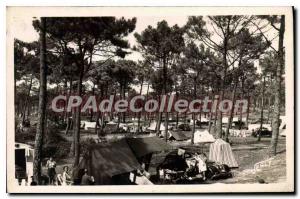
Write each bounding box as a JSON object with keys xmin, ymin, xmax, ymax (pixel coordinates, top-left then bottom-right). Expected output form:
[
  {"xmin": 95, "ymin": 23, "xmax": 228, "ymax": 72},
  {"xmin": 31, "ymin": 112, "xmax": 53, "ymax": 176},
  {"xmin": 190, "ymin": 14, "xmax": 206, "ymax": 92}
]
[{"xmin": 220, "ymin": 152, "xmax": 286, "ymax": 184}]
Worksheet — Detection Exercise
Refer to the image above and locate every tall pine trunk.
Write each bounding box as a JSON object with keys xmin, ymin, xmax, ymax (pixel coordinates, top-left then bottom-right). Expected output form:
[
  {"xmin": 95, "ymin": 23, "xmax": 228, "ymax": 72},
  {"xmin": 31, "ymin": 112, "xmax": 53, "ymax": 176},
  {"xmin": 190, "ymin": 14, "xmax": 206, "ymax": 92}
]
[
  {"xmin": 89, "ymin": 84, "xmax": 95, "ymax": 121},
  {"xmin": 216, "ymin": 65, "xmax": 227, "ymax": 138},
  {"xmin": 33, "ymin": 17, "xmax": 47, "ymax": 184},
  {"xmin": 216, "ymin": 34, "xmax": 229, "ymax": 139},
  {"xmin": 270, "ymin": 15, "xmax": 285, "ymax": 156},
  {"xmin": 144, "ymin": 83, "xmax": 150, "ymax": 125},
  {"xmin": 208, "ymin": 92, "xmax": 215, "ymax": 133},
  {"xmin": 239, "ymin": 80, "xmax": 245, "ymax": 130},
  {"xmin": 65, "ymin": 79, "xmax": 73, "ymax": 135},
  {"xmin": 137, "ymin": 79, "xmax": 143, "ymax": 133},
  {"xmin": 73, "ymin": 65, "xmax": 84, "ymax": 166},
  {"xmin": 162, "ymin": 58, "xmax": 169, "ymax": 142},
  {"xmin": 122, "ymin": 81, "xmax": 126, "ymax": 123},
  {"xmin": 245, "ymin": 91, "xmax": 250, "ymax": 129},
  {"xmin": 191, "ymin": 79, "xmax": 197, "ymax": 144},
  {"xmin": 258, "ymin": 76, "xmax": 266, "ymax": 141},
  {"xmin": 225, "ymin": 77, "xmax": 238, "ymax": 142}
]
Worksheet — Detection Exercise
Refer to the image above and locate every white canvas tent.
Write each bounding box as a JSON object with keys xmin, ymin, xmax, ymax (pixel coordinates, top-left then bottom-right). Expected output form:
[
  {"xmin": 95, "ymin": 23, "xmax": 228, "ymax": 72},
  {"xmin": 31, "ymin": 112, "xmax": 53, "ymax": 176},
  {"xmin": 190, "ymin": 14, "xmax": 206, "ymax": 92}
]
[
  {"xmin": 202, "ymin": 117, "xmax": 209, "ymax": 122},
  {"xmin": 147, "ymin": 121, "xmax": 171, "ymax": 131},
  {"xmin": 279, "ymin": 118, "xmax": 287, "ymax": 137},
  {"xmin": 222, "ymin": 117, "xmax": 246, "ymax": 124},
  {"xmin": 190, "ymin": 117, "xmax": 210, "ymax": 125},
  {"xmin": 81, "ymin": 121, "xmax": 97, "ymax": 130},
  {"xmin": 222, "ymin": 117, "xmax": 229, "ymax": 124},
  {"xmin": 209, "ymin": 139, "xmax": 238, "ymax": 168},
  {"xmin": 232, "ymin": 117, "xmax": 246, "ymax": 122},
  {"xmin": 247, "ymin": 123, "xmax": 271, "ymax": 132},
  {"xmin": 193, "ymin": 130, "xmax": 215, "ymax": 143}
]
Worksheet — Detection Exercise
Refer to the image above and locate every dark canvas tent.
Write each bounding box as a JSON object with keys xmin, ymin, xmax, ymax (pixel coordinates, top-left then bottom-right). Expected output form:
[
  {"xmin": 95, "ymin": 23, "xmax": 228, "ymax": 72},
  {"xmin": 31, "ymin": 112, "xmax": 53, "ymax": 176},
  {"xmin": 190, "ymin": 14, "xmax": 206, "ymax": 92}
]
[
  {"xmin": 169, "ymin": 131, "xmax": 190, "ymax": 141},
  {"xmin": 126, "ymin": 137, "xmax": 173, "ymax": 179},
  {"xmin": 126, "ymin": 136, "xmax": 173, "ymax": 158},
  {"xmin": 74, "ymin": 139, "xmax": 141, "ymax": 185}
]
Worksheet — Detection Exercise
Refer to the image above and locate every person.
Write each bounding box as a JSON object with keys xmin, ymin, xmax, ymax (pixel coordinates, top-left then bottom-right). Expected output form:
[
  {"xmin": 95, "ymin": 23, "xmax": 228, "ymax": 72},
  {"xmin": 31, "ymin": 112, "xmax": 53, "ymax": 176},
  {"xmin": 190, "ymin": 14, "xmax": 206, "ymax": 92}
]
[
  {"xmin": 137, "ymin": 163, "xmax": 150, "ymax": 179},
  {"xmin": 185, "ymin": 158, "xmax": 198, "ymax": 177},
  {"xmin": 46, "ymin": 157, "xmax": 56, "ymax": 185},
  {"xmin": 62, "ymin": 166, "xmax": 72, "ymax": 185},
  {"xmin": 80, "ymin": 169, "xmax": 95, "ymax": 185},
  {"xmin": 195, "ymin": 153, "xmax": 207, "ymax": 180},
  {"xmin": 30, "ymin": 176, "xmax": 37, "ymax": 186},
  {"xmin": 56, "ymin": 174, "xmax": 63, "ymax": 185}
]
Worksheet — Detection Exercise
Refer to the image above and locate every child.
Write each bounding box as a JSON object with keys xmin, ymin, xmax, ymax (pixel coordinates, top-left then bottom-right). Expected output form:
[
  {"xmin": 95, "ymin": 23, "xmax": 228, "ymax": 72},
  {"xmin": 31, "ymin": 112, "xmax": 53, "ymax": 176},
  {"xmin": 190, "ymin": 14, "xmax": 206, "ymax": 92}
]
[{"xmin": 195, "ymin": 153, "xmax": 207, "ymax": 180}]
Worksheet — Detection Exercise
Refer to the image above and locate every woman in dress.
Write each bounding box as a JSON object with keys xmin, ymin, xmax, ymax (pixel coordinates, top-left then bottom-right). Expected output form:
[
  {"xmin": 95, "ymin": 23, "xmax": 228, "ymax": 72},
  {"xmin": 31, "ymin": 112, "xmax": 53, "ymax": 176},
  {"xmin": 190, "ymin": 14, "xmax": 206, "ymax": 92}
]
[{"xmin": 62, "ymin": 166, "xmax": 72, "ymax": 185}]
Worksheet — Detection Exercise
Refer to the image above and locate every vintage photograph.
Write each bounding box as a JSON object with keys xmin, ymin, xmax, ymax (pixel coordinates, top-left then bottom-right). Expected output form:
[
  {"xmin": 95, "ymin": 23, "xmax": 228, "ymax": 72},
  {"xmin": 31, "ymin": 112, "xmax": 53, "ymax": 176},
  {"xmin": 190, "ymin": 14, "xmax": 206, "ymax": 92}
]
[{"xmin": 6, "ymin": 7, "xmax": 294, "ymax": 193}]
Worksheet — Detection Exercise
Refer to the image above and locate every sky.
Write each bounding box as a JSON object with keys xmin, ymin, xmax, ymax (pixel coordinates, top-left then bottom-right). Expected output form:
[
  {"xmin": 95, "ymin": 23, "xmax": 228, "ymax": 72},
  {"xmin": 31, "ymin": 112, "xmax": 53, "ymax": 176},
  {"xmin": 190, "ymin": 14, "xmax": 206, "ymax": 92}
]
[
  {"xmin": 13, "ymin": 16, "xmax": 188, "ymax": 61},
  {"xmin": 13, "ymin": 16, "xmax": 189, "ymax": 94},
  {"xmin": 13, "ymin": 15, "xmax": 279, "ymax": 64},
  {"xmin": 13, "ymin": 15, "xmax": 280, "ymax": 92}
]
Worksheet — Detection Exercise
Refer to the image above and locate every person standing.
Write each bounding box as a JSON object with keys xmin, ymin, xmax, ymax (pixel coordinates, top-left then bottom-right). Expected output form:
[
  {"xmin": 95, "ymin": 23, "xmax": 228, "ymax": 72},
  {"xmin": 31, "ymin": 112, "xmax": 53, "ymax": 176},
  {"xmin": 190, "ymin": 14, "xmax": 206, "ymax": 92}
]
[
  {"xmin": 30, "ymin": 176, "xmax": 37, "ymax": 186},
  {"xmin": 80, "ymin": 169, "xmax": 95, "ymax": 185},
  {"xmin": 46, "ymin": 157, "xmax": 56, "ymax": 185},
  {"xmin": 195, "ymin": 153, "xmax": 207, "ymax": 180}
]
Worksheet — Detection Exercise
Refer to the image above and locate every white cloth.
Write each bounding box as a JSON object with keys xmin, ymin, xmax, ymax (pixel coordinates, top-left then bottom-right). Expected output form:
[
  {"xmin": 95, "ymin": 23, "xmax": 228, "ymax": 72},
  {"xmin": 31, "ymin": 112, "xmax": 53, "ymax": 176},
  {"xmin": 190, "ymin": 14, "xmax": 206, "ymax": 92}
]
[{"xmin": 46, "ymin": 160, "xmax": 56, "ymax": 168}]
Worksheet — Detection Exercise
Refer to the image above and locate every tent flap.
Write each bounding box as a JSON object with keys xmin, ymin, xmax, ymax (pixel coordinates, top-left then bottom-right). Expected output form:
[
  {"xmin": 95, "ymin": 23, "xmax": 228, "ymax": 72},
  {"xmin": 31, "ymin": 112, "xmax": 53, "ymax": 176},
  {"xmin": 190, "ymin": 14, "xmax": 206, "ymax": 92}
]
[{"xmin": 74, "ymin": 139, "xmax": 141, "ymax": 185}]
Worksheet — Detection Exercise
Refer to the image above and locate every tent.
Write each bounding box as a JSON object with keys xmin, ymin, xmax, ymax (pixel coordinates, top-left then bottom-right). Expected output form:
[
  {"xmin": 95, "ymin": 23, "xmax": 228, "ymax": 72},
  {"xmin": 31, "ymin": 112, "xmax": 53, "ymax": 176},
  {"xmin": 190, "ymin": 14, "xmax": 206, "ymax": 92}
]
[
  {"xmin": 209, "ymin": 139, "xmax": 238, "ymax": 168},
  {"xmin": 222, "ymin": 117, "xmax": 246, "ymax": 124},
  {"xmin": 74, "ymin": 139, "xmax": 141, "ymax": 185},
  {"xmin": 232, "ymin": 117, "xmax": 246, "ymax": 122},
  {"xmin": 248, "ymin": 123, "xmax": 271, "ymax": 132},
  {"xmin": 81, "ymin": 121, "xmax": 97, "ymax": 130},
  {"xmin": 222, "ymin": 117, "xmax": 230, "ymax": 124},
  {"xmin": 147, "ymin": 121, "xmax": 171, "ymax": 131},
  {"xmin": 200, "ymin": 117, "xmax": 210, "ymax": 122},
  {"xmin": 280, "ymin": 129, "xmax": 286, "ymax": 137},
  {"xmin": 126, "ymin": 137, "xmax": 172, "ymax": 158},
  {"xmin": 190, "ymin": 117, "xmax": 210, "ymax": 125},
  {"xmin": 126, "ymin": 137, "xmax": 173, "ymax": 178},
  {"xmin": 193, "ymin": 130, "xmax": 215, "ymax": 143},
  {"xmin": 15, "ymin": 143, "xmax": 34, "ymax": 181},
  {"xmin": 279, "ymin": 120, "xmax": 286, "ymax": 137},
  {"xmin": 169, "ymin": 131, "xmax": 190, "ymax": 141}
]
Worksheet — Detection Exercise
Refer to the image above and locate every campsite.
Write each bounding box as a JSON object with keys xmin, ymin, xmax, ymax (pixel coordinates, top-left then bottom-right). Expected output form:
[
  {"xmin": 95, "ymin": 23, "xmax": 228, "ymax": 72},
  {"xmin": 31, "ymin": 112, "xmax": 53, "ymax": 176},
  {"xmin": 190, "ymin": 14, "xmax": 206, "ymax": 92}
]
[
  {"xmin": 15, "ymin": 114, "xmax": 287, "ymax": 185},
  {"xmin": 13, "ymin": 13, "xmax": 288, "ymax": 187}
]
